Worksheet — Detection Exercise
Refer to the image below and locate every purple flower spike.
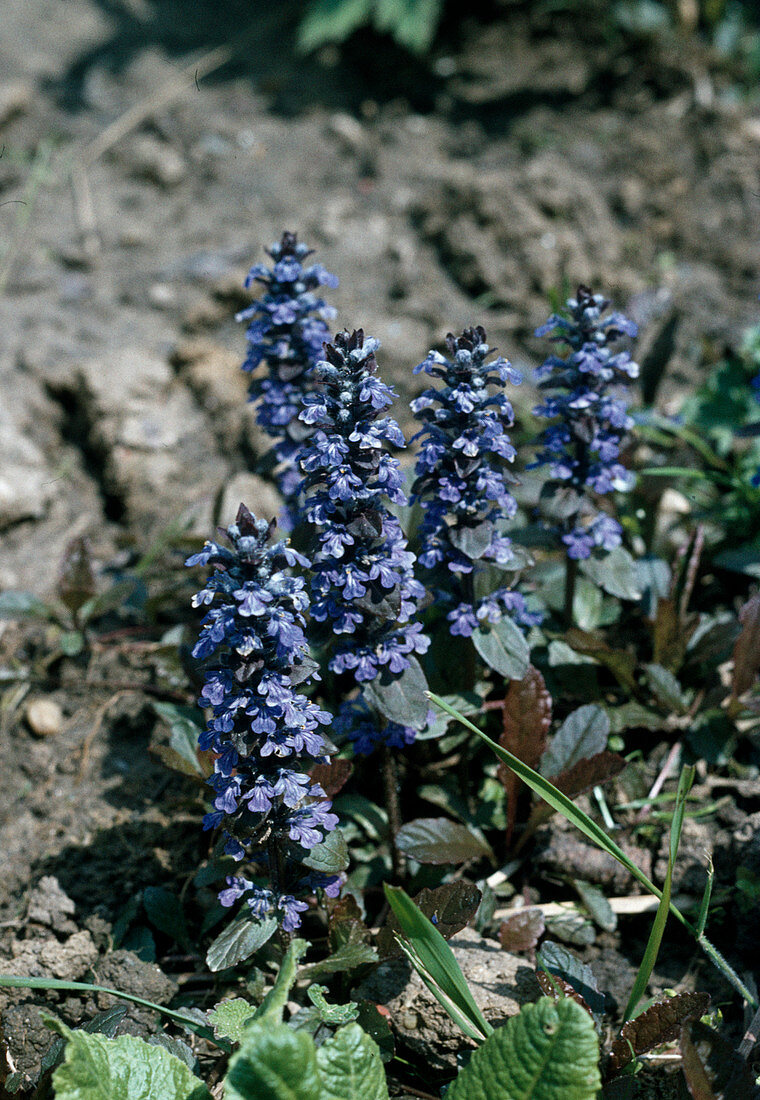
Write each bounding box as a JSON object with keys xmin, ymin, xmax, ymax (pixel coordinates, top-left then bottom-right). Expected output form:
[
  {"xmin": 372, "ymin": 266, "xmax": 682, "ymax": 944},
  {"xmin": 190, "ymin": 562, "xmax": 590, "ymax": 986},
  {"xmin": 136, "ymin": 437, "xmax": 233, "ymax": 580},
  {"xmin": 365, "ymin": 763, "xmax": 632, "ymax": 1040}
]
[
  {"xmin": 188, "ymin": 504, "xmax": 340, "ymax": 935},
  {"xmin": 238, "ymin": 232, "xmax": 338, "ymax": 525},
  {"xmin": 530, "ymin": 286, "xmax": 638, "ymax": 558},
  {"xmin": 298, "ymin": 329, "xmax": 430, "ymax": 752},
  {"xmin": 410, "ymin": 326, "xmax": 537, "ymax": 635}
]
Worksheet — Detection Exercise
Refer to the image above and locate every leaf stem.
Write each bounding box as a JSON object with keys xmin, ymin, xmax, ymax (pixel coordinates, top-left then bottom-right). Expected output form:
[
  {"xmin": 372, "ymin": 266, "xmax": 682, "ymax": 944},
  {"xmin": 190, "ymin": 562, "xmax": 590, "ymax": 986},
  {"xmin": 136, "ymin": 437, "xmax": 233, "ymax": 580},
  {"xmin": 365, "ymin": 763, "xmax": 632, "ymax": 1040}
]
[
  {"xmin": 382, "ymin": 745, "xmax": 406, "ymax": 879},
  {"xmin": 564, "ymin": 556, "xmax": 578, "ymax": 627}
]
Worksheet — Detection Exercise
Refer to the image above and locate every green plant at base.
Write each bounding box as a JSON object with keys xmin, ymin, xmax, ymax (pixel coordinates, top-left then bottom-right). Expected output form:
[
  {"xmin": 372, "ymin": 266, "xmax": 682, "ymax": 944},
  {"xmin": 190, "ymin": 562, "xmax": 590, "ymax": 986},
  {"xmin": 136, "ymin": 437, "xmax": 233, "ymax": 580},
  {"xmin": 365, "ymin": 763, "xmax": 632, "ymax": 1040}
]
[
  {"xmin": 426, "ymin": 691, "xmax": 758, "ymax": 1008},
  {"xmin": 446, "ymin": 999, "xmax": 600, "ymax": 1100},
  {"xmin": 298, "ymin": 0, "xmax": 445, "ymax": 54}
]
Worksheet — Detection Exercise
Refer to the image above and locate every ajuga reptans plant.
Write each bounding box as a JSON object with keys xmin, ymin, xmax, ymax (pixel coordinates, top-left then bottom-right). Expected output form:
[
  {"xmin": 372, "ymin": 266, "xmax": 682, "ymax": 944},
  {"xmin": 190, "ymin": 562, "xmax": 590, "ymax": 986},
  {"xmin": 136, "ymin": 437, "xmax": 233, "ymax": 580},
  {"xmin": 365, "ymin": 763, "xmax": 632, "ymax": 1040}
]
[
  {"xmin": 238, "ymin": 231, "xmax": 338, "ymax": 515},
  {"xmin": 298, "ymin": 329, "xmax": 430, "ymax": 754},
  {"xmin": 531, "ymin": 285, "xmax": 638, "ymax": 562},
  {"xmin": 410, "ymin": 326, "xmax": 539, "ymax": 638},
  {"xmin": 187, "ymin": 506, "xmax": 339, "ymax": 933}
]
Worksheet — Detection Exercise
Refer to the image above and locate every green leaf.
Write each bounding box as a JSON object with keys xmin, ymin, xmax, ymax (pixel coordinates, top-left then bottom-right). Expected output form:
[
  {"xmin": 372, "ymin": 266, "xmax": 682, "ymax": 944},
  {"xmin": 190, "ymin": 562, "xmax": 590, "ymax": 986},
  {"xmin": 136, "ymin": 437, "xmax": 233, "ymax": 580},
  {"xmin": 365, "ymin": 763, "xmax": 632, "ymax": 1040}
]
[
  {"xmin": 445, "ymin": 998, "xmax": 600, "ymax": 1100},
  {"xmin": 643, "ymin": 664, "xmax": 690, "ymax": 714},
  {"xmin": 152, "ymin": 703, "xmax": 204, "ymax": 776},
  {"xmin": 206, "ymin": 916, "xmax": 278, "ymax": 972},
  {"xmin": 541, "ymin": 705, "xmax": 609, "ymax": 778},
  {"xmin": 383, "ymin": 885, "xmax": 492, "ymax": 1043},
  {"xmin": 0, "ymin": 590, "xmax": 55, "ymax": 620},
  {"xmin": 579, "ymin": 547, "xmax": 641, "ymax": 600},
  {"xmin": 307, "ymin": 985, "xmax": 360, "ymax": 1025},
  {"xmin": 635, "ymin": 557, "xmax": 671, "ymax": 618},
  {"xmin": 415, "ymin": 692, "xmax": 481, "ymax": 741},
  {"xmin": 448, "ymin": 521, "xmax": 494, "ymax": 561},
  {"xmin": 143, "ymin": 886, "xmax": 191, "ymax": 951},
  {"xmin": 363, "ymin": 656, "xmax": 429, "ymax": 730},
  {"xmin": 537, "ymin": 942, "xmax": 606, "ymax": 1017},
  {"xmin": 395, "ymin": 818, "xmax": 494, "ymax": 865},
  {"xmin": 254, "ymin": 939, "xmax": 309, "ymax": 1025},
  {"xmin": 316, "ymin": 1023, "xmax": 389, "ymax": 1100},
  {"xmin": 48, "ymin": 1019, "xmax": 212, "ymax": 1100},
  {"xmin": 208, "ymin": 998, "xmax": 256, "ymax": 1044},
  {"xmin": 374, "ymin": 0, "xmax": 443, "ymax": 53},
  {"xmin": 78, "ymin": 579, "xmax": 142, "ymax": 625},
  {"xmin": 301, "ymin": 828, "xmax": 350, "ymax": 874},
  {"xmin": 472, "ymin": 618, "xmax": 530, "ymax": 680},
  {"xmin": 300, "ymin": 938, "xmax": 378, "ymax": 980},
  {"xmin": 605, "ymin": 701, "xmax": 668, "ymax": 734},
  {"xmin": 297, "ymin": 0, "xmax": 374, "ymax": 52},
  {"xmin": 574, "ymin": 881, "xmax": 617, "ymax": 933},
  {"xmin": 225, "ymin": 1023, "xmax": 321, "ymax": 1100},
  {"xmin": 544, "ymin": 907, "xmax": 596, "ymax": 947}
]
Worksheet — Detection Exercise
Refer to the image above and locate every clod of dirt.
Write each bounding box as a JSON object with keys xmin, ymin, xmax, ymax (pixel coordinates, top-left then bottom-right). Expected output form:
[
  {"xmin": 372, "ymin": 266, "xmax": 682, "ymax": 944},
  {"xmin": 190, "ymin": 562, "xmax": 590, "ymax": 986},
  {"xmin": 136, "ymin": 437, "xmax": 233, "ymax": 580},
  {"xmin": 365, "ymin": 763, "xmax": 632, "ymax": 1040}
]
[
  {"xmin": 0, "ymin": 1002, "xmax": 57, "ymax": 1085},
  {"xmin": 122, "ymin": 135, "xmax": 188, "ymax": 189},
  {"xmin": 25, "ymin": 699, "xmax": 64, "ymax": 739},
  {"xmin": 94, "ymin": 949, "xmax": 177, "ymax": 1011},
  {"xmin": 355, "ymin": 927, "xmax": 540, "ymax": 1071},
  {"xmin": 1, "ymin": 929, "xmax": 98, "ymax": 981},
  {"xmin": 533, "ymin": 828, "xmax": 653, "ymax": 894},
  {"xmin": 26, "ymin": 876, "xmax": 77, "ymax": 935}
]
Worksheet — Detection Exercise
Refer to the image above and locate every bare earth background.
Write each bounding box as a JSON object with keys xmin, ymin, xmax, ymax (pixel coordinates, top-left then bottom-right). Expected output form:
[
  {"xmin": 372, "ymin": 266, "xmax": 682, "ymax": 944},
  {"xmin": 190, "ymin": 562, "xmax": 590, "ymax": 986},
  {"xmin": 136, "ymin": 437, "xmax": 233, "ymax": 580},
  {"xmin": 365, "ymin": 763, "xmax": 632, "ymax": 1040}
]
[{"xmin": 1, "ymin": 0, "xmax": 759, "ymax": 1085}]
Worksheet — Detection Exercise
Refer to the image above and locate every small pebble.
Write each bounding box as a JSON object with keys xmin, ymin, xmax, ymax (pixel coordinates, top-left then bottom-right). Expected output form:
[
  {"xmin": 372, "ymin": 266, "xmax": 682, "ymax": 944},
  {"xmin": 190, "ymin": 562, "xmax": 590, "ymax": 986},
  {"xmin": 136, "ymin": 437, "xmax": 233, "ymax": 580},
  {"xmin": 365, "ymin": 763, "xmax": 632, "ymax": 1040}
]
[{"xmin": 26, "ymin": 698, "xmax": 64, "ymax": 737}]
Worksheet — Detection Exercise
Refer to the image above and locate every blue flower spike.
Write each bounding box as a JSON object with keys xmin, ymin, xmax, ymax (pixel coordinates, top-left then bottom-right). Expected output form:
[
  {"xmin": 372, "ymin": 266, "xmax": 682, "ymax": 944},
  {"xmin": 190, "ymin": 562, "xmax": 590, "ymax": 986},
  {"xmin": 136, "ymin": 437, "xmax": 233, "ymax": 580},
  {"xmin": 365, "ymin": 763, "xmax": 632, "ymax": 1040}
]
[
  {"xmin": 531, "ymin": 285, "xmax": 639, "ymax": 559},
  {"xmin": 238, "ymin": 231, "xmax": 338, "ymax": 515},
  {"xmin": 298, "ymin": 328, "xmax": 431, "ymax": 754},
  {"xmin": 188, "ymin": 504, "xmax": 340, "ymax": 933},
  {"xmin": 410, "ymin": 325, "xmax": 539, "ymax": 637}
]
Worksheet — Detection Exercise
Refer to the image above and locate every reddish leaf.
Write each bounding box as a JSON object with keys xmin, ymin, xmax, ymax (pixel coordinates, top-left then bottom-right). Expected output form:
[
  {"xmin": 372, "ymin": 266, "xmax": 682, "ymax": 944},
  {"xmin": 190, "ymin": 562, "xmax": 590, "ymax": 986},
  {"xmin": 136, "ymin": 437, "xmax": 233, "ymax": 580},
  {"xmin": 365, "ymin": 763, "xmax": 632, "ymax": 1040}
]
[
  {"xmin": 495, "ymin": 665, "xmax": 552, "ymax": 845},
  {"xmin": 328, "ymin": 894, "xmax": 368, "ymax": 953},
  {"xmin": 608, "ymin": 991, "xmax": 711, "ymax": 1075},
  {"xmin": 309, "ymin": 757, "xmax": 354, "ymax": 799},
  {"xmin": 536, "ymin": 969, "xmax": 594, "ymax": 1020},
  {"xmin": 565, "ymin": 628, "xmax": 637, "ymax": 691},
  {"xmin": 376, "ymin": 881, "xmax": 482, "ymax": 959},
  {"xmin": 553, "ymin": 751, "xmax": 627, "ymax": 799},
  {"xmin": 680, "ymin": 1024, "xmax": 717, "ymax": 1100},
  {"xmin": 732, "ymin": 594, "xmax": 760, "ymax": 699},
  {"xmin": 521, "ymin": 752, "xmax": 626, "ymax": 841},
  {"xmin": 498, "ymin": 907, "xmax": 545, "ymax": 953},
  {"xmin": 653, "ymin": 597, "xmax": 690, "ymax": 672}
]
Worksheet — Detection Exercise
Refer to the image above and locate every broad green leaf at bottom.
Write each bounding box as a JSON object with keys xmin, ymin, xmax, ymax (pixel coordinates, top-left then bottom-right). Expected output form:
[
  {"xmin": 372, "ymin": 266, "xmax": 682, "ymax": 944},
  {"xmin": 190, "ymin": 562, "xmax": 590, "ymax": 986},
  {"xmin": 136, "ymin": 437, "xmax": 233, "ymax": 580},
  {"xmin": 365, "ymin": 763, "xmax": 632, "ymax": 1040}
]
[
  {"xmin": 315, "ymin": 1023, "xmax": 389, "ymax": 1100},
  {"xmin": 224, "ymin": 1023, "xmax": 322, "ymax": 1100},
  {"xmin": 49, "ymin": 1020, "xmax": 211, "ymax": 1100},
  {"xmin": 445, "ymin": 998, "xmax": 600, "ymax": 1100}
]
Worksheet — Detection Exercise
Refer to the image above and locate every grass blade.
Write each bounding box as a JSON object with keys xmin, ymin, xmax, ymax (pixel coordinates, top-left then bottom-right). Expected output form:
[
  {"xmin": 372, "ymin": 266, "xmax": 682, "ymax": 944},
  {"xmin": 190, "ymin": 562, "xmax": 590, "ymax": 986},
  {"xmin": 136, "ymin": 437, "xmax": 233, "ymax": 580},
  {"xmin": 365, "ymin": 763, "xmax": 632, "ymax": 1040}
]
[
  {"xmin": 426, "ymin": 691, "xmax": 758, "ymax": 1008},
  {"xmin": 623, "ymin": 764, "xmax": 694, "ymax": 1022},
  {"xmin": 384, "ymin": 884, "xmax": 492, "ymax": 1041},
  {"xmin": 696, "ymin": 855, "xmax": 714, "ymax": 939},
  {"xmin": 0, "ymin": 975, "xmax": 230, "ymax": 1052},
  {"xmin": 427, "ymin": 692, "xmax": 669, "ymax": 907}
]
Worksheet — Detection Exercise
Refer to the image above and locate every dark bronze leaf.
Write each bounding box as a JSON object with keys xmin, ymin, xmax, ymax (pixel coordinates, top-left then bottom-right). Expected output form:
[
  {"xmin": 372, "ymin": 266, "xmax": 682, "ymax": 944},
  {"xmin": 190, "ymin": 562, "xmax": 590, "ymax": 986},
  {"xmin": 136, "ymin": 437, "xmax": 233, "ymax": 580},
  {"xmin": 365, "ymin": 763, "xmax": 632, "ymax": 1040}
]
[
  {"xmin": 608, "ymin": 991, "xmax": 711, "ymax": 1075},
  {"xmin": 732, "ymin": 593, "xmax": 760, "ymax": 699},
  {"xmin": 498, "ymin": 907, "xmax": 545, "ymax": 953}
]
